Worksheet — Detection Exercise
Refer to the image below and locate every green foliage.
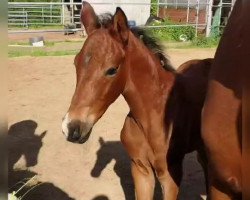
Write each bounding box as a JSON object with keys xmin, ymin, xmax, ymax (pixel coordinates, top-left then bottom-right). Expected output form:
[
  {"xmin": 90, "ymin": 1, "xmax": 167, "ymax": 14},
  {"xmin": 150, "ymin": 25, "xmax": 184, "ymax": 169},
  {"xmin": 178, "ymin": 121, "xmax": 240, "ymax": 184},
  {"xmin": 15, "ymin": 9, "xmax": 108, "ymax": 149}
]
[
  {"xmin": 150, "ymin": 0, "xmax": 158, "ymax": 16},
  {"xmin": 9, "ymin": 0, "xmax": 61, "ymax": 2},
  {"xmin": 148, "ymin": 18, "xmax": 220, "ymax": 47},
  {"xmin": 149, "ymin": 20, "xmax": 196, "ymax": 41},
  {"xmin": 191, "ymin": 36, "xmax": 220, "ymax": 48}
]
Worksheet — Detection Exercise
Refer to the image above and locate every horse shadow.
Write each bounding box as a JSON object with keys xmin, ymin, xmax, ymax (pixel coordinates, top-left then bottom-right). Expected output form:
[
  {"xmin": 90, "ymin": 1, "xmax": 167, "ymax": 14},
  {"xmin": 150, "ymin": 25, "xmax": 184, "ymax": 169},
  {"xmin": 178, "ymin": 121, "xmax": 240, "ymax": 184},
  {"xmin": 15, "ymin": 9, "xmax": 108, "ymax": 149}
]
[
  {"xmin": 8, "ymin": 120, "xmax": 46, "ymax": 172},
  {"xmin": 8, "ymin": 120, "xmax": 74, "ymax": 200},
  {"xmin": 91, "ymin": 195, "xmax": 109, "ymax": 200},
  {"xmin": 91, "ymin": 137, "xmax": 163, "ymax": 200},
  {"xmin": 91, "ymin": 137, "xmax": 206, "ymax": 200}
]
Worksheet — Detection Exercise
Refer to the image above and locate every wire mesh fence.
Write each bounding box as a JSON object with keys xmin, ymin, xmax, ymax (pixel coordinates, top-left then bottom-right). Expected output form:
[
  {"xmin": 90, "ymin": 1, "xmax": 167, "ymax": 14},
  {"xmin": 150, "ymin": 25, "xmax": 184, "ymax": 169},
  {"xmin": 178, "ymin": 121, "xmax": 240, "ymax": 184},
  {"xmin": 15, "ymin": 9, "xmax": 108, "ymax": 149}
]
[{"xmin": 8, "ymin": 0, "xmax": 235, "ymax": 38}]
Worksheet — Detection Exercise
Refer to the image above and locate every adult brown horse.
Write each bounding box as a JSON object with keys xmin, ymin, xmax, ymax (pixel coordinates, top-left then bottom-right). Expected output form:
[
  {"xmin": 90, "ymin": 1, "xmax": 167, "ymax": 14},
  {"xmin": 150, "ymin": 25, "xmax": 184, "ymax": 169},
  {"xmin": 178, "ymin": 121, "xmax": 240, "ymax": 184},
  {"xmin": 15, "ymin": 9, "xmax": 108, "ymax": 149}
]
[
  {"xmin": 201, "ymin": 0, "xmax": 244, "ymax": 199},
  {"xmin": 62, "ymin": 2, "xmax": 212, "ymax": 199}
]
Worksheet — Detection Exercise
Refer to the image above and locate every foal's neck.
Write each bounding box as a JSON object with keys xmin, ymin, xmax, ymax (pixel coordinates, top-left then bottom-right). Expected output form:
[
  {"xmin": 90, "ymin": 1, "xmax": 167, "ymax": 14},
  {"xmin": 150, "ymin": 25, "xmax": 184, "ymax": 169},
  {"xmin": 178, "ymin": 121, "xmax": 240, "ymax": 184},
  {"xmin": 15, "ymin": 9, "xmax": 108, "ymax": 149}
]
[{"xmin": 122, "ymin": 33, "xmax": 175, "ymax": 133}]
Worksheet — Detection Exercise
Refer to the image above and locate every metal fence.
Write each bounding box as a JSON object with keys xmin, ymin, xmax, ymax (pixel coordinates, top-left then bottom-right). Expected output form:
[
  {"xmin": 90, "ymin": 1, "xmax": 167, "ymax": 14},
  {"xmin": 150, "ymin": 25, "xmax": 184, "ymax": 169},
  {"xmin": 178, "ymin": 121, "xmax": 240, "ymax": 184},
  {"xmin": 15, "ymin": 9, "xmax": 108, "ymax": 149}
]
[
  {"xmin": 8, "ymin": 4, "xmax": 62, "ymax": 28},
  {"xmin": 8, "ymin": 0, "xmax": 236, "ymax": 37}
]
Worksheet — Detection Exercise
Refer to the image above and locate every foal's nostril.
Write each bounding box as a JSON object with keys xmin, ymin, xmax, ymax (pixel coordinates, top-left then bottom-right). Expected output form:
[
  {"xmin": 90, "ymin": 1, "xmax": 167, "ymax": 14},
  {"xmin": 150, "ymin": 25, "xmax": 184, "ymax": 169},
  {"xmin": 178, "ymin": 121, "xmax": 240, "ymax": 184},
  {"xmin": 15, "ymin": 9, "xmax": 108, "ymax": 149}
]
[
  {"xmin": 72, "ymin": 129, "xmax": 80, "ymax": 139},
  {"xmin": 66, "ymin": 120, "xmax": 82, "ymax": 142},
  {"xmin": 65, "ymin": 119, "xmax": 93, "ymax": 143}
]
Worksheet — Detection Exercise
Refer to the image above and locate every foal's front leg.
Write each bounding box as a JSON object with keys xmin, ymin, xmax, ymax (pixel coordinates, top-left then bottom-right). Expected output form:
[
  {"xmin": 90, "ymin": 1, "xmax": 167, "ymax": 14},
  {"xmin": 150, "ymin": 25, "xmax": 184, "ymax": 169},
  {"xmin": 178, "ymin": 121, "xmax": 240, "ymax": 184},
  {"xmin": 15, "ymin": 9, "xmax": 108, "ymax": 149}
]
[
  {"xmin": 121, "ymin": 115, "xmax": 155, "ymax": 200},
  {"xmin": 153, "ymin": 149, "xmax": 180, "ymax": 200},
  {"xmin": 131, "ymin": 160, "xmax": 155, "ymax": 200}
]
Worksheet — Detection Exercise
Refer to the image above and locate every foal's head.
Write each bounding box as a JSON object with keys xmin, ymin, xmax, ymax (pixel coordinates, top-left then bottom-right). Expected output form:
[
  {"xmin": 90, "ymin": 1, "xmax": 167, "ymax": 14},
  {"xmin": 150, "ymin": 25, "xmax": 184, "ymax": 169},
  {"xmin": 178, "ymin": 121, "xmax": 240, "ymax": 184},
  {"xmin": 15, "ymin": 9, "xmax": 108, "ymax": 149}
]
[
  {"xmin": 62, "ymin": 2, "xmax": 172, "ymax": 143},
  {"xmin": 62, "ymin": 2, "xmax": 130, "ymax": 143}
]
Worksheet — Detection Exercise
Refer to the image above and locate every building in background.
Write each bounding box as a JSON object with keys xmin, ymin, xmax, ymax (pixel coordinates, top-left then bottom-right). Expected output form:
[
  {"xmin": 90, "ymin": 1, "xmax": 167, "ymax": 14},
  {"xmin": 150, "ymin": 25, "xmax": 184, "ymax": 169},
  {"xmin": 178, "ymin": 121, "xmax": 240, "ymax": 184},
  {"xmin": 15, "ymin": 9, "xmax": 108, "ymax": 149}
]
[
  {"xmin": 63, "ymin": 0, "xmax": 151, "ymax": 27},
  {"xmin": 157, "ymin": 0, "xmax": 235, "ymax": 26}
]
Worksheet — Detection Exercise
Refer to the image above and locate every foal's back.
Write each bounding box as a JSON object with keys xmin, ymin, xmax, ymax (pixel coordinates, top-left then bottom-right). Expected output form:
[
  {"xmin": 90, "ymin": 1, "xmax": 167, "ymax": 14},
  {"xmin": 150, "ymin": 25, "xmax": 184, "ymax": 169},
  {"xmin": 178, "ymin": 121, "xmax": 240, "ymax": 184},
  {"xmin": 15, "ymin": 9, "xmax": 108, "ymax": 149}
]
[{"xmin": 168, "ymin": 58, "xmax": 213, "ymax": 164}]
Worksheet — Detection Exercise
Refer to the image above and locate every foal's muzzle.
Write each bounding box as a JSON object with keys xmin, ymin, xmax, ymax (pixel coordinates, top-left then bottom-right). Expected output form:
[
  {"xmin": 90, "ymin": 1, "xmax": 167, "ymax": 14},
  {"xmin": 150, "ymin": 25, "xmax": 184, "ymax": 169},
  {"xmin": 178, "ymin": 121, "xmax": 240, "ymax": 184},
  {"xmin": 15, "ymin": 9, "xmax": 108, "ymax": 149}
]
[{"xmin": 62, "ymin": 115, "xmax": 93, "ymax": 144}]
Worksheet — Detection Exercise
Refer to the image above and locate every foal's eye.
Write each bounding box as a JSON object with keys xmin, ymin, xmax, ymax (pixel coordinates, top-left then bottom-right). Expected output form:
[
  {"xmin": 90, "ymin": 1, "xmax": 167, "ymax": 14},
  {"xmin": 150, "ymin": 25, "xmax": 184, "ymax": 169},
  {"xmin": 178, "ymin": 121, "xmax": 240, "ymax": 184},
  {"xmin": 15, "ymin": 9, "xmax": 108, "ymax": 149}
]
[{"xmin": 105, "ymin": 67, "xmax": 118, "ymax": 77}]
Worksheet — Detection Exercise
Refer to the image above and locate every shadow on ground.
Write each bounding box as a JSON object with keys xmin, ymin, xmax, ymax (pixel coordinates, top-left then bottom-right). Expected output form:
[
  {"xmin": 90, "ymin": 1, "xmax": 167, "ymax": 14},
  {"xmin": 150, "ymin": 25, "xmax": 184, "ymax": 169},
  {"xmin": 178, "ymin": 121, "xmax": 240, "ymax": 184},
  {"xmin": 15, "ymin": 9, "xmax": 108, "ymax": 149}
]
[
  {"xmin": 91, "ymin": 137, "xmax": 162, "ymax": 200},
  {"xmin": 8, "ymin": 120, "xmax": 74, "ymax": 200},
  {"xmin": 92, "ymin": 195, "xmax": 109, "ymax": 200},
  {"xmin": 91, "ymin": 137, "xmax": 206, "ymax": 200}
]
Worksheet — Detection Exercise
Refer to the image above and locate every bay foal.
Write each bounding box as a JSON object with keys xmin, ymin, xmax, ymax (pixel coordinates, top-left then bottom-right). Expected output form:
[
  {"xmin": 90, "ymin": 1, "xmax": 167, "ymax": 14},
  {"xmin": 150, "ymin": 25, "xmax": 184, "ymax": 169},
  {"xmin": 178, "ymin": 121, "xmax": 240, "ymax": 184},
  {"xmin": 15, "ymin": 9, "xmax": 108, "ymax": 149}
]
[{"xmin": 62, "ymin": 2, "xmax": 211, "ymax": 199}]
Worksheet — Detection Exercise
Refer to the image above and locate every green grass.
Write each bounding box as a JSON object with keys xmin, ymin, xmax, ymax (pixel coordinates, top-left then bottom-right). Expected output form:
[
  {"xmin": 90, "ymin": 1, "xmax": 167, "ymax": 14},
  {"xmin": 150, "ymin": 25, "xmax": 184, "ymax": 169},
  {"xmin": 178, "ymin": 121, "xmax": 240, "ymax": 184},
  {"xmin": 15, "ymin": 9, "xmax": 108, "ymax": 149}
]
[
  {"xmin": 27, "ymin": 25, "xmax": 64, "ymax": 30},
  {"xmin": 9, "ymin": 41, "xmax": 55, "ymax": 46},
  {"xmin": 8, "ymin": 24, "xmax": 64, "ymax": 31},
  {"xmin": 9, "ymin": 39, "xmax": 84, "ymax": 47},
  {"xmin": 8, "ymin": 36, "xmax": 218, "ymax": 58},
  {"xmin": 164, "ymin": 42, "xmax": 217, "ymax": 49},
  {"xmin": 64, "ymin": 39, "xmax": 83, "ymax": 43},
  {"xmin": 9, "ymin": 49, "xmax": 79, "ymax": 57},
  {"xmin": 191, "ymin": 36, "xmax": 220, "ymax": 48},
  {"xmin": 9, "ymin": 0, "xmax": 61, "ymax": 2},
  {"xmin": 8, "ymin": 43, "xmax": 216, "ymax": 58}
]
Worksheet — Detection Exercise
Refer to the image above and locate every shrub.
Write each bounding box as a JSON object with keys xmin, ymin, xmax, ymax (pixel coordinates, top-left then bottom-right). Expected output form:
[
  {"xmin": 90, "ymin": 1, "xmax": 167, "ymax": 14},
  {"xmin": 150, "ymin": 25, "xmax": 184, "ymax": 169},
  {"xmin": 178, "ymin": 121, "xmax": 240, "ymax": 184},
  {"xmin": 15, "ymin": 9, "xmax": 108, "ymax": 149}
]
[
  {"xmin": 150, "ymin": 0, "xmax": 158, "ymax": 16},
  {"xmin": 191, "ymin": 36, "xmax": 220, "ymax": 48},
  {"xmin": 149, "ymin": 19, "xmax": 196, "ymax": 41}
]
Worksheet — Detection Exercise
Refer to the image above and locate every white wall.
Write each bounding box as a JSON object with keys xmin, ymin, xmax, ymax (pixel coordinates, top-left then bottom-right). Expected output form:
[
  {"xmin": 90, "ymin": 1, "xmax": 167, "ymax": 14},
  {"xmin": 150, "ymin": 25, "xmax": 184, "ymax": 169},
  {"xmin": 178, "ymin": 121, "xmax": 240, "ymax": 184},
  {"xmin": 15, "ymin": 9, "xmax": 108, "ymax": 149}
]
[{"xmin": 85, "ymin": 0, "xmax": 151, "ymax": 25}]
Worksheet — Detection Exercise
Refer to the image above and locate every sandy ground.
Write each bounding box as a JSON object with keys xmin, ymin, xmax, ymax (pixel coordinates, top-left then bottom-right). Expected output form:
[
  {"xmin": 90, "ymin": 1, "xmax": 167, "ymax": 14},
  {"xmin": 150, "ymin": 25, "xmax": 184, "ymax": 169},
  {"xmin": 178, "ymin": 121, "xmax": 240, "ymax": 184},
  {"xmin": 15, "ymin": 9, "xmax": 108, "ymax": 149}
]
[{"xmin": 8, "ymin": 48, "xmax": 215, "ymax": 200}]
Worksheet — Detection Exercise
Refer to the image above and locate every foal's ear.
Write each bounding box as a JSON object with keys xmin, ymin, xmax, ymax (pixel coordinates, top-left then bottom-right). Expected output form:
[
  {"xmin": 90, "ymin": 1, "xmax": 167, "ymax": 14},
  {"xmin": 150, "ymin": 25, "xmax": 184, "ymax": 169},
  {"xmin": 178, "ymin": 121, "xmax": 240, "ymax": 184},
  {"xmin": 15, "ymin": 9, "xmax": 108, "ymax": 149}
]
[
  {"xmin": 80, "ymin": 1, "xmax": 100, "ymax": 35},
  {"xmin": 39, "ymin": 131, "xmax": 47, "ymax": 140},
  {"xmin": 99, "ymin": 137, "xmax": 105, "ymax": 146},
  {"xmin": 112, "ymin": 7, "xmax": 129, "ymax": 45}
]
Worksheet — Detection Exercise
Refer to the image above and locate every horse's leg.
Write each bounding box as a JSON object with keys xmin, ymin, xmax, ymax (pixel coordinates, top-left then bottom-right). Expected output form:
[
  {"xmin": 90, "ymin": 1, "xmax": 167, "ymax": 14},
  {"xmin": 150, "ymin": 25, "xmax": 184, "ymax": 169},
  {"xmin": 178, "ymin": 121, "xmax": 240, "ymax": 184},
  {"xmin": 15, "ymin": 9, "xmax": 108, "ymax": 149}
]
[
  {"xmin": 153, "ymin": 152, "xmax": 181, "ymax": 200},
  {"xmin": 148, "ymin": 124, "xmax": 182, "ymax": 199},
  {"xmin": 206, "ymin": 166, "xmax": 242, "ymax": 200},
  {"xmin": 156, "ymin": 169, "xmax": 179, "ymax": 200},
  {"xmin": 207, "ymin": 181, "xmax": 233, "ymax": 200},
  {"xmin": 207, "ymin": 176, "xmax": 242, "ymax": 200},
  {"xmin": 121, "ymin": 115, "xmax": 155, "ymax": 200},
  {"xmin": 197, "ymin": 149, "xmax": 209, "ymax": 195},
  {"xmin": 131, "ymin": 160, "xmax": 155, "ymax": 200}
]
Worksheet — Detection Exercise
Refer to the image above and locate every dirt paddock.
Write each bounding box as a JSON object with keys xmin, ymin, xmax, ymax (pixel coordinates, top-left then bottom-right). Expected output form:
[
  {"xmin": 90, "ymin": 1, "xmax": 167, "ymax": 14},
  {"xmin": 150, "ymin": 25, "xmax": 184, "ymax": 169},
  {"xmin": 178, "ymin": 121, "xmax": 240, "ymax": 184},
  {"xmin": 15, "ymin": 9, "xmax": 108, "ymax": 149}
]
[{"xmin": 8, "ymin": 48, "xmax": 215, "ymax": 200}]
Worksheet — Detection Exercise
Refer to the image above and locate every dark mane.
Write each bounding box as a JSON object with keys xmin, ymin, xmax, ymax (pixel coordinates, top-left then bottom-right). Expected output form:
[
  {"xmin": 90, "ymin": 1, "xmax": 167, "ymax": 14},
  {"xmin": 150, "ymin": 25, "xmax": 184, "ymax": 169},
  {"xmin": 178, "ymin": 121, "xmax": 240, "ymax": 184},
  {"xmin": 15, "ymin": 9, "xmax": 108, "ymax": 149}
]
[
  {"xmin": 130, "ymin": 27, "xmax": 175, "ymax": 72},
  {"xmin": 97, "ymin": 13, "xmax": 175, "ymax": 72}
]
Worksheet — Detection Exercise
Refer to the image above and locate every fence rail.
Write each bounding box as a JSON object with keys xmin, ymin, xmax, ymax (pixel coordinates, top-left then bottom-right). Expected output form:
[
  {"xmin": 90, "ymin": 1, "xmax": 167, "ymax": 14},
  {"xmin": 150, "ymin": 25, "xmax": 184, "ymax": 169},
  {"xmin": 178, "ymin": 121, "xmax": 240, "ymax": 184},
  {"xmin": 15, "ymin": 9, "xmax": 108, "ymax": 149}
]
[
  {"xmin": 8, "ymin": 3, "xmax": 62, "ymax": 28},
  {"xmin": 8, "ymin": 1, "xmax": 235, "ymax": 37}
]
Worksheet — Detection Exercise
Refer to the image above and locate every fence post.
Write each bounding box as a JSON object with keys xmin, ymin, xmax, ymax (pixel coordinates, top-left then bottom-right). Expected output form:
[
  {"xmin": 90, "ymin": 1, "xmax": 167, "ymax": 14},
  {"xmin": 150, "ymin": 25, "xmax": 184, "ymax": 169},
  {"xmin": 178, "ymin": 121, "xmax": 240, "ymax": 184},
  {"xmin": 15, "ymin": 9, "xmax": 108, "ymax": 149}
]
[
  {"xmin": 157, "ymin": 0, "xmax": 159, "ymax": 17},
  {"xmin": 219, "ymin": 0, "xmax": 222, "ymax": 26},
  {"xmin": 71, "ymin": 0, "xmax": 73, "ymax": 23},
  {"xmin": 231, "ymin": 0, "xmax": 236, "ymax": 11},
  {"xmin": 42, "ymin": 7, "xmax": 44, "ymax": 24},
  {"xmin": 62, "ymin": 3, "xmax": 64, "ymax": 25},
  {"xmin": 26, "ymin": 11, "xmax": 28, "ymax": 29},
  {"xmin": 186, "ymin": 0, "xmax": 190, "ymax": 23},
  {"xmin": 112, "ymin": 0, "xmax": 115, "ymax": 10},
  {"xmin": 205, "ymin": 0, "xmax": 213, "ymax": 37},
  {"xmin": 195, "ymin": 0, "xmax": 200, "ymax": 37},
  {"xmin": 50, "ymin": 4, "xmax": 52, "ymax": 23}
]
